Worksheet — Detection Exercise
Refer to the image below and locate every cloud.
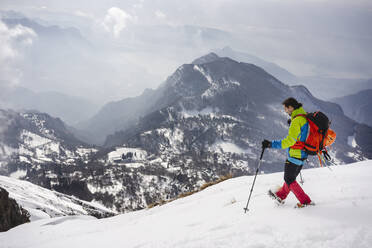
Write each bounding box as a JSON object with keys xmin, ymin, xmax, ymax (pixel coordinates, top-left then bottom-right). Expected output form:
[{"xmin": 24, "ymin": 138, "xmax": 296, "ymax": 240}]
[
  {"xmin": 74, "ymin": 10, "xmax": 94, "ymax": 19},
  {"xmin": 133, "ymin": 0, "xmax": 145, "ymax": 9},
  {"xmin": 1, "ymin": 0, "xmax": 371, "ymax": 103},
  {"xmin": 0, "ymin": 20, "xmax": 36, "ymax": 95},
  {"xmin": 102, "ymin": 7, "xmax": 134, "ymax": 38},
  {"xmin": 155, "ymin": 10, "xmax": 166, "ymax": 19}
]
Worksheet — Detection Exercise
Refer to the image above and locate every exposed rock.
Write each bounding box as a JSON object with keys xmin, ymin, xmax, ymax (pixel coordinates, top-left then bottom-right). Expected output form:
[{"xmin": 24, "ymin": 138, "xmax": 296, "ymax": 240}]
[{"xmin": 0, "ymin": 187, "xmax": 30, "ymax": 232}]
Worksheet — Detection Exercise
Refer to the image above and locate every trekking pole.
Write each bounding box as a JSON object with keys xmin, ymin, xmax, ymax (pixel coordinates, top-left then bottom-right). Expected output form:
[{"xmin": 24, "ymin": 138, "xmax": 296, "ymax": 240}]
[
  {"xmin": 299, "ymin": 171, "xmax": 304, "ymax": 185},
  {"xmin": 244, "ymin": 148, "xmax": 265, "ymax": 213}
]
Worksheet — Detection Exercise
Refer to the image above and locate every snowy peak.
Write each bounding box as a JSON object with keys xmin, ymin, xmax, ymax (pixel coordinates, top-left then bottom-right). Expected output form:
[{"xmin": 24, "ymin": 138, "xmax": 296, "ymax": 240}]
[
  {"xmin": 0, "ymin": 109, "xmax": 83, "ymax": 148},
  {"xmin": 21, "ymin": 112, "xmax": 76, "ymax": 145},
  {"xmin": 81, "ymin": 53, "xmax": 288, "ymax": 145},
  {"xmin": 166, "ymin": 54, "xmax": 285, "ymax": 103}
]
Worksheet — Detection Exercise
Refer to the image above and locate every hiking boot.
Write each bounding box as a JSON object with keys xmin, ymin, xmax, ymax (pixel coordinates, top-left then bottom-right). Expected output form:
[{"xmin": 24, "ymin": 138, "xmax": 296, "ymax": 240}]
[
  {"xmin": 295, "ymin": 201, "xmax": 315, "ymax": 208},
  {"xmin": 268, "ymin": 189, "xmax": 285, "ymax": 205}
]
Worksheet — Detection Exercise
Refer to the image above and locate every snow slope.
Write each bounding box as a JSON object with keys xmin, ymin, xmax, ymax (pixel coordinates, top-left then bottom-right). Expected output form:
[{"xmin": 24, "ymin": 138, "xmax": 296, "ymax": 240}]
[
  {"xmin": 1, "ymin": 161, "xmax": 372, "ymax": 247},
  {"xmin": 0, "ymin": 176, "xmax": 115, "ymax": 221}
]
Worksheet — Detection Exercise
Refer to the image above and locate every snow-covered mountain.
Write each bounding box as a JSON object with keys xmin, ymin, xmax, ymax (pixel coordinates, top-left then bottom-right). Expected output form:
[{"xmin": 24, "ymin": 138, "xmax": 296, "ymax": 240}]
[
  {"xmin": 2, "ymin": 53, "xmax": 371, "ymax": 214},
  {"xmin": 0, "ymin": 109, "xmax": 95, "ymax": 166},
  {"xmin": 0, "ymin": 175, "xmax": 115, "ymax": 220},
  {"xmin": 0, "ymin": 109, "xmax": 100, "ymax": 197},
  {"xmin": 104, "ymin": 53, "xmax": 370, "ymax": 165},
  {"xmin": 1, "ymin": 160, "xmax": 371, "ymax": 247}
]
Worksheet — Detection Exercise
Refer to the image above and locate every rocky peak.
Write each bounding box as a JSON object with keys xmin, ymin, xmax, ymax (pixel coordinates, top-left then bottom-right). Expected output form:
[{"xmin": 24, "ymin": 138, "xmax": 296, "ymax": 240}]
[{"xmin": 191, "ymin": 52, "xmax": 220, "ymax": 65}]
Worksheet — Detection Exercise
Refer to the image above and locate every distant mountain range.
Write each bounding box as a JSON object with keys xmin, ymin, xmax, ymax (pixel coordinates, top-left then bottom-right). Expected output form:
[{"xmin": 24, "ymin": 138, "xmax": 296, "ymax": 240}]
[
  {"xmin": 2, "ymin": 17, "xmax": 86, "ymax": 42},
  {"xmin": 213, "ymin": 46, "xmax": 300, "ymax": 85},
  {"xmin": 300, "ymin": 77, "xmax": 372, "ymax": 100},
  {"xmin": 1, "ymin": 53, "xmax": 371, "ymax": 214},
  {"xmin": 2, "ymin": 87, "xmax": 99, "ymax": 126},
  {"xmin": 75, "ymin": 88, "xmax": 165, "ymax": 145},
  {"xmin": 213, "ymin": 47, "xmax": 372, "ymax": 100},
  {"xmin": 333, "ymin": 89, "xmax": 372, "ymax": 127}
]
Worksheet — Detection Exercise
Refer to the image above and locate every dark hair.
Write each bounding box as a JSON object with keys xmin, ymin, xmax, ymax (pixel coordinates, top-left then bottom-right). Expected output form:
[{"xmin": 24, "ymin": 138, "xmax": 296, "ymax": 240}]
[{"xmin": 282, "ymin": 97, "xmax": 303, "ymax": 109}]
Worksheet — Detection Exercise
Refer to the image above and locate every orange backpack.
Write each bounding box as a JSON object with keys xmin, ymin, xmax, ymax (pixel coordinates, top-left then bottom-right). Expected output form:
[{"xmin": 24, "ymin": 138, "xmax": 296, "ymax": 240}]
[{"xmin": 291, "ymin": 112, "xmax": 336, "ymax": 166}]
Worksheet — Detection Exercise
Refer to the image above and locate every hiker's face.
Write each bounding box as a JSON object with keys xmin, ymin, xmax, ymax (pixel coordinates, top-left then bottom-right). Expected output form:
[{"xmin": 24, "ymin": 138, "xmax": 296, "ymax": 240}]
[{"xmin": 284, "ymin": 105, "xmax": 294, "ymax": 116}]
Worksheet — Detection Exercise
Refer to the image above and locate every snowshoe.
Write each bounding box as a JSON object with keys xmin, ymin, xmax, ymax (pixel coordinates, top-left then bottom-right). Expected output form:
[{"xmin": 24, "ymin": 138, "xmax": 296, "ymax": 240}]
[
  {"xmin": 295, "ymin": 202, "xmax": 315, "ymax": 208},
  {"xmin": 268, "ymin": 189, "xmax": 284, "ymax": 205}
]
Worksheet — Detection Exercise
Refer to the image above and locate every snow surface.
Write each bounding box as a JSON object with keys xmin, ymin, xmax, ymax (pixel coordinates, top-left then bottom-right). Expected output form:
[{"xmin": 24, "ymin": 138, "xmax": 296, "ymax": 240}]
[
  {"xmin": 1, "ymin": 161, "xmax": 372, "ymax": 247},
  {"xmin": 210, "ymin": 140, "xmax": 246, "ymax": 154},
  {"xmin": 87, "ymin": 180, "xmax": 123, "ymax": 195},
  {"xmin": 0, "ymin": 176, "xmax": 114, "ymax": 221},
  {"xmin": 193, "ymin": 65, "xmax": 240, "ymax": 98},
  {"xmin": 8, "ymin": 169, "xmax": 27, "ymax": 179},
  {"xmin": 108, "ymin": 147, "xmax": 148, "ymax": 162},
  {"xmin": 348, "ymin": 134, "xmax": 357, "ymax": 148},
  {"xmin": 21, "ymin": 130, "xmax": 52, "ymax": 148},
  {"xmin": 181, "ymin": 107, "xmax": 216, "ymax": 118}
]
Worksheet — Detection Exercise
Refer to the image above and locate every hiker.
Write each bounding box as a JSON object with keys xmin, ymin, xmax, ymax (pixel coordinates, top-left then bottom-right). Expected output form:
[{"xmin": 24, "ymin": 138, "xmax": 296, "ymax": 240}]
[{"xmin": 262, "ymin": 97, "xmax": 313, "ymax": 207}]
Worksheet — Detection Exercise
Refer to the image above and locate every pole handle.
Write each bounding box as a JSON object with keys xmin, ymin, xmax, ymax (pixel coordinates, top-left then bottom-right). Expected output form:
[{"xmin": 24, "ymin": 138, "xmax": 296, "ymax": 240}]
[{"xmin": 259, "ymin": 147, "xmax": 265, "ymax": 160}]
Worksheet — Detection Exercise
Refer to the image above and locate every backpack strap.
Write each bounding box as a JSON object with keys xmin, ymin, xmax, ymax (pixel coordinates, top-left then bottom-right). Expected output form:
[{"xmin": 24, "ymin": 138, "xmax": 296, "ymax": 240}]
[{"xmin": 293, "ymin": 114, "xmax": 307, "ymax": 120}]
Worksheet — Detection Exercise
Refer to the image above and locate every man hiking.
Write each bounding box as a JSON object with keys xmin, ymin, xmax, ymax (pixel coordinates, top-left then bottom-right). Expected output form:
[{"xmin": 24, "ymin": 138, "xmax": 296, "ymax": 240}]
[{"xmin": 262, "ymin": 97, "xmax": 313, "ymax": 207}]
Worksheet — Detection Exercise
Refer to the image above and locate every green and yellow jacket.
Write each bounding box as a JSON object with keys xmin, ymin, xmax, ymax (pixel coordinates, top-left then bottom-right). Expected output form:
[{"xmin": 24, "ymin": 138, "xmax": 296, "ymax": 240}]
[{"xmin": 271, "ymin": 107, "xmax": 309, "ymax": 165}]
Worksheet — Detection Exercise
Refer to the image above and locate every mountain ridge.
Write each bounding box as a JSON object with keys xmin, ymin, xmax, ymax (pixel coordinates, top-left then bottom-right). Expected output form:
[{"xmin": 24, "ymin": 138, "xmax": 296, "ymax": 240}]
[{"xmin": 333, "ymin": 89, "xmax": 372, "ymax": 128}]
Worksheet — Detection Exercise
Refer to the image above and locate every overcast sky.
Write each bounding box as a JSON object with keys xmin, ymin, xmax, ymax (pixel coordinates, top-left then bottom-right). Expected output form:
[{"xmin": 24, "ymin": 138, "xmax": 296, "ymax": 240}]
[{"xmin": 1, "ymin": 0, "xmax": 371, "ymax": 103}]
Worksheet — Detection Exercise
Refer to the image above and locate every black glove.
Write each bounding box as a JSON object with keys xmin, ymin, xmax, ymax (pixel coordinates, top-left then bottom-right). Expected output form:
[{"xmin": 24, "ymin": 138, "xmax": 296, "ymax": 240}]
[
  {"xmin": 287, "ymin": 119, "xmax": 291, "ymax": 125},
  {"xmin": 262, "ymin": 139, "xmax": 272, "ymax": 149}
]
